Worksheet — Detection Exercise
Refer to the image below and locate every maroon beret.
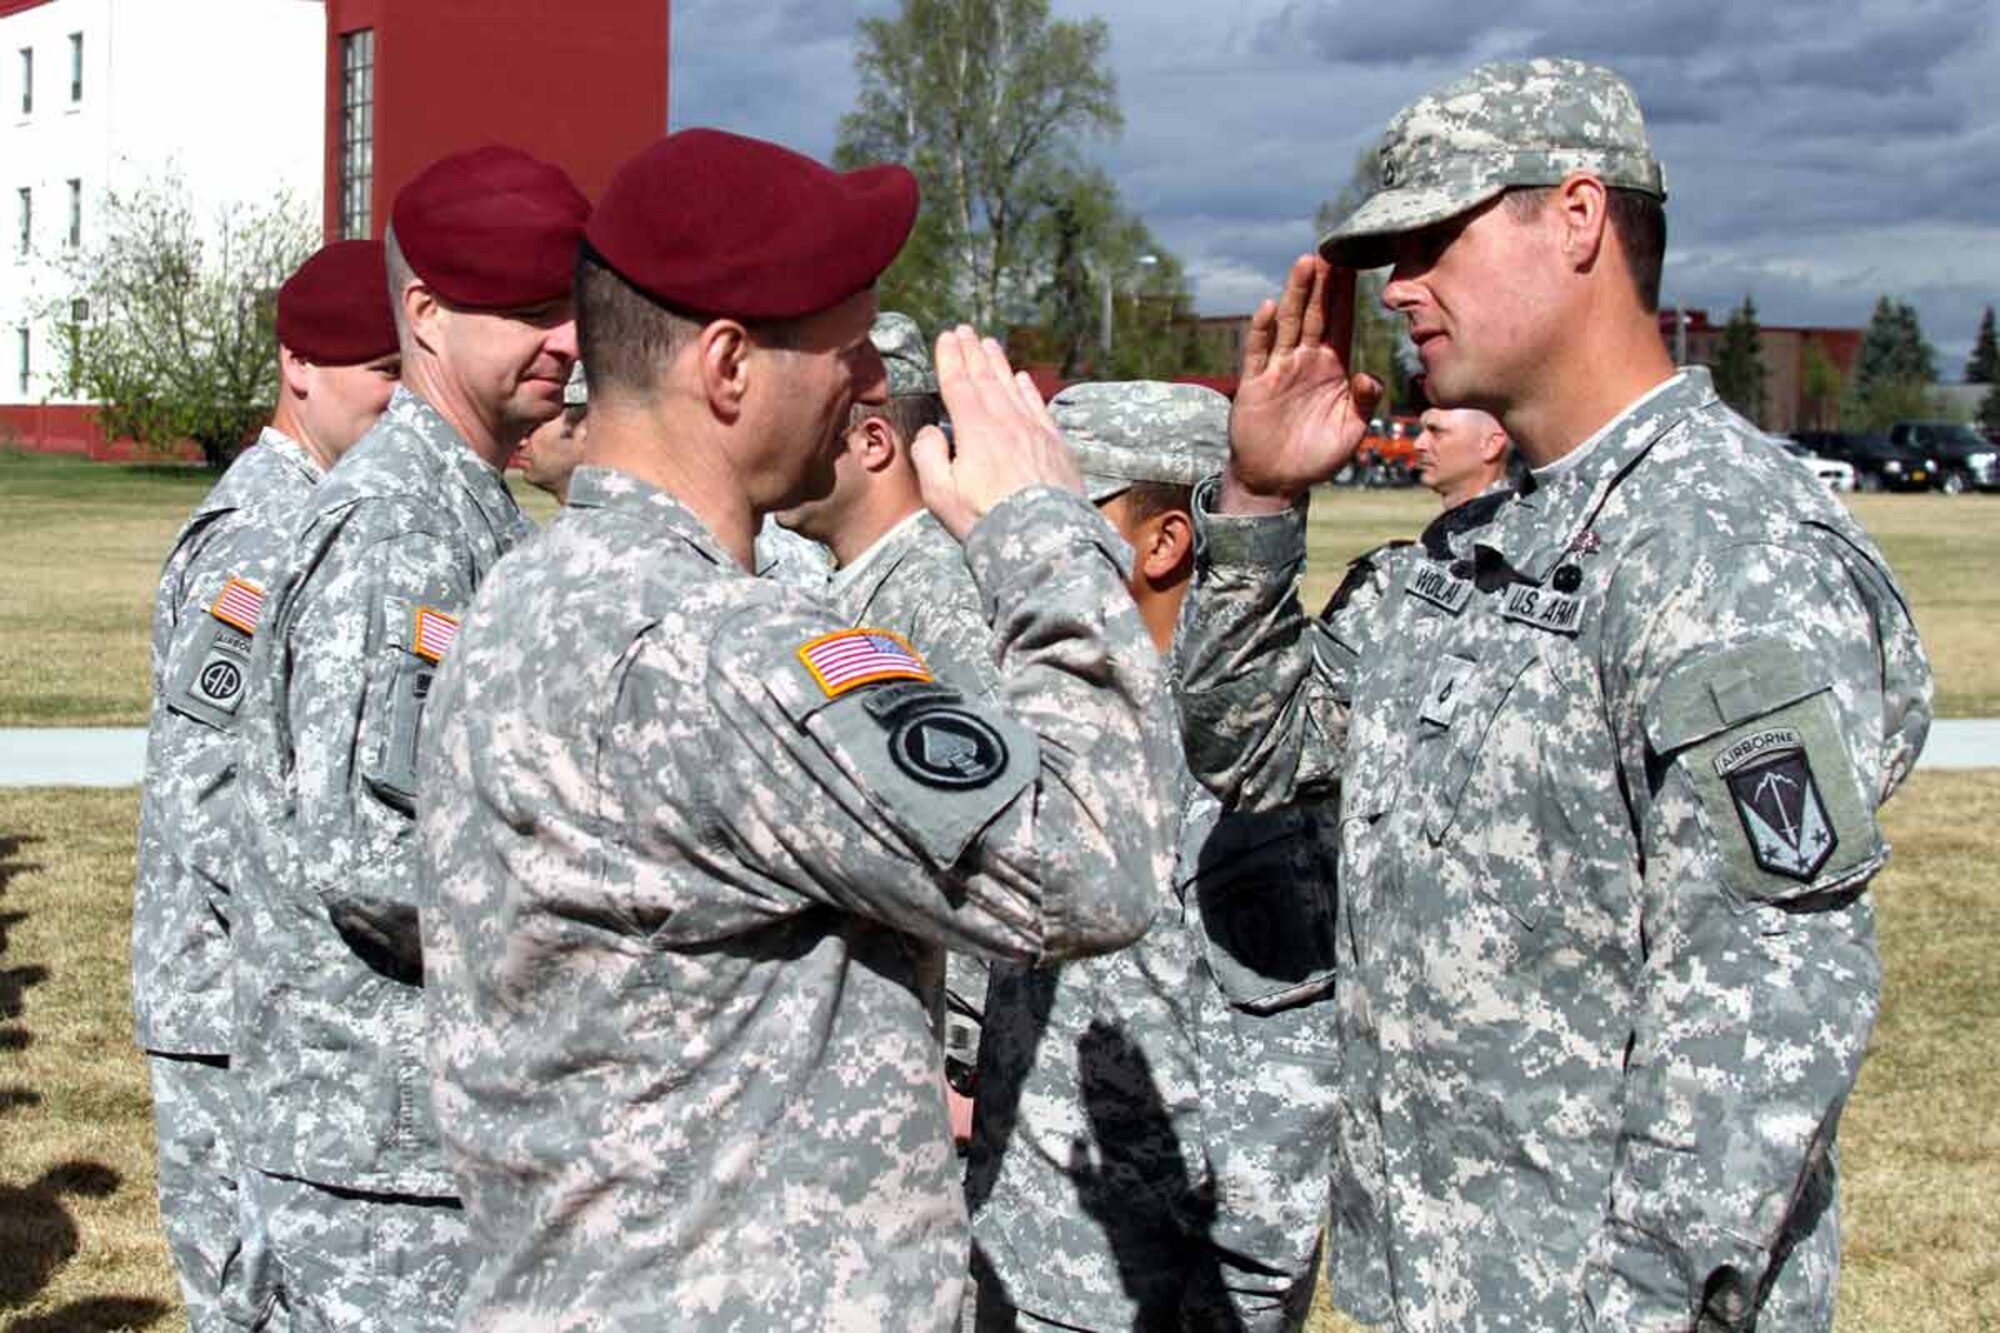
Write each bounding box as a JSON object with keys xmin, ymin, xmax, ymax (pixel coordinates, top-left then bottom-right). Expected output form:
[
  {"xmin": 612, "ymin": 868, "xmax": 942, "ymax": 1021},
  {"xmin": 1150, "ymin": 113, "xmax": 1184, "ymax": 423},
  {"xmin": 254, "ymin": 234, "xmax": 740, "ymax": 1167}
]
[
  {"xmin": 585, "ymin": 128, "xmax": 919, "ymax": 320},
  {"xmin": 390, "ymin": 145, "xmax": 590, "ymax": 309},
  {"xmin": 276, "ymin": 240, "xmax": 398, "ymax": 365}
]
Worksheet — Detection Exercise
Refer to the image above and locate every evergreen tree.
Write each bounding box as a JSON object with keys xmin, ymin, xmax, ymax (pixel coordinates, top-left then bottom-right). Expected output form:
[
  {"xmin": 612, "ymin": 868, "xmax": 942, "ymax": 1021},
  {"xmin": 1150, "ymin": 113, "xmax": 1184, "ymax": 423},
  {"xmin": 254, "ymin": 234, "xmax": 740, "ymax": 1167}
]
[
  {"xmin": 1966, "ymin": 305, "xmax": 1999, "ymax": 383},
  {"xmin": 1848, "ymin": 296, "xmax": 1939, "ymax": 429},
  {"xmin": 1712, "ymin": 296, "xmax": 1768, "ymax": 426}
]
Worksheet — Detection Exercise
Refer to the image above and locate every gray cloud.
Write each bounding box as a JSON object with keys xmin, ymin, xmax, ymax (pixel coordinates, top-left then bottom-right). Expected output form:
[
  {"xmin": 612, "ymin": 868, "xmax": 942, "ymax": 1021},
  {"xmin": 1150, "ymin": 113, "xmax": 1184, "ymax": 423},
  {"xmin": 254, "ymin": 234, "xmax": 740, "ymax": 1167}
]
[{"xmin": 670, "ymin": 0, "xmax": 2000, "ymax": 375}]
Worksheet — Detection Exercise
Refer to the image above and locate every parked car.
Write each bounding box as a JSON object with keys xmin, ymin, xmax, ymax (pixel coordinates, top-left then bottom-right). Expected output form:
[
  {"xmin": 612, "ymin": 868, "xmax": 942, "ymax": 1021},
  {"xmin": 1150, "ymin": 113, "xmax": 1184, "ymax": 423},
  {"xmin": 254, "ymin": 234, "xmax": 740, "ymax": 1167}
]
[
  {"xmin": 1789, "ymin": 431, "xmax": 1937, "ymax": 492},
  {"xmin": 1889, "ymin": 421, "xmax": 2000, "ymax": 493},
  {"xmin": 1777, "ymin": 440, "xmax": 1854, "ymax": 492}
]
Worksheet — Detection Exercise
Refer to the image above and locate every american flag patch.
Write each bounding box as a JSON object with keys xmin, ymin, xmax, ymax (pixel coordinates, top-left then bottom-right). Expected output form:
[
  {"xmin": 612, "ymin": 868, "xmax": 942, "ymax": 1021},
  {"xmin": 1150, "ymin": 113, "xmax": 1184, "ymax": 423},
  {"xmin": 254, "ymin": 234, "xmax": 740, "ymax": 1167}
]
[
  {"xmin": 209, "ymin": 577, "xmax": 266, "ymax": 635},
  {"xmin": 797, "ymin": 628, "xmax": 932, "ymax": 698},
  {"xmin": 412, "ymin": 606, "xmax": 460, "ymax": 663}
]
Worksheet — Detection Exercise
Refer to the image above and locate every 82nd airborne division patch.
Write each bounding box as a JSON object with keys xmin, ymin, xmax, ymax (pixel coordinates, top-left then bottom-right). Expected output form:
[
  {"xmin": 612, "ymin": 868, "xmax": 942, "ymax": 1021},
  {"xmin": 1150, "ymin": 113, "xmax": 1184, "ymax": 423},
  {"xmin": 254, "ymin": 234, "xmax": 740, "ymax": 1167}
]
[{"xmin": 1714, "ymin": 727, "xmax": 1837, "ymax": 881}]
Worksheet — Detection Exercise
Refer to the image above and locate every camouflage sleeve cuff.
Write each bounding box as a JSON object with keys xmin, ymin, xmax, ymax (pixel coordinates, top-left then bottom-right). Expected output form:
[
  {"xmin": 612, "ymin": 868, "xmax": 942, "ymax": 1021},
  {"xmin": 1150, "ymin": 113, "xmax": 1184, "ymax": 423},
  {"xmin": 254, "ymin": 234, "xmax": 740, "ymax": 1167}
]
[
  {"xmin": 962, "ymin": 485, "xmax": 1133, "ymax": 611},
  {"xmin": 1192, "ymin": 475, "xmax": 1310, "ymax": 575}
]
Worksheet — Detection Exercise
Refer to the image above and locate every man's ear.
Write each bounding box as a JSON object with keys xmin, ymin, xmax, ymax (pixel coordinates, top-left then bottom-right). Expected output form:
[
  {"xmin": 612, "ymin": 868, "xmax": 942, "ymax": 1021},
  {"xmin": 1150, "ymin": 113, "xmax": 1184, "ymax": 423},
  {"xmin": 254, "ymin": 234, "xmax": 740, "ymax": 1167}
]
[
  {"xmin": 1480, "ymin": 430, "xmax": 1511, "ymax": 467},
  {"xmin": 277, "ymin": 344, "xmax": 311, "ymax": 400},
  {"xmin": 1554, "ymin": 171, "xmax": 1610, "ymax": 274},
  {"xmin": 1140, "ymin": 508, "xmax": 1195, "ymax": 583},
  {"xmin": 696, "ymin": 319, "xmax": 752, "ymax": 423},
  {"xmin": 858, "ymin": 415, "xmax": 900, "ymax": 472},
  {"xmin": 401, "ymin": 280, "xmax": 440, "ymax": 350}
]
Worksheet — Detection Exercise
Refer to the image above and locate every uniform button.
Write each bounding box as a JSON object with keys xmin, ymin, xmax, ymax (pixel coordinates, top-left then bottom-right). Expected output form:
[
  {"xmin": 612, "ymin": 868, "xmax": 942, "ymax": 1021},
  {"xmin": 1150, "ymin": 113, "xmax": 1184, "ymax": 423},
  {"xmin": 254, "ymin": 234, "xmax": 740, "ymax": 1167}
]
[
  {"xmin": 1552, "ymin": 564, "xmax": 1582, "ymax": 593},
  {"xmin": 1450, "ymin": 560, "xmax": 1473, "ymax": 580}
]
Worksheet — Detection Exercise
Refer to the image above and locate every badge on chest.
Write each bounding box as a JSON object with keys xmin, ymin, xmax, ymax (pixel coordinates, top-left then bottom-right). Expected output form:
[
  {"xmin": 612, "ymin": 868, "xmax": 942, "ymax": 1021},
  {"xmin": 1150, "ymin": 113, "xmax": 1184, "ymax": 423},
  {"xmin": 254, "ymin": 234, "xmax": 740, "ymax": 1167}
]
[
  {"xmin": 1406, "ymin": 562, "xmax": 1474, "ymax": 615},
  {"xmin": 1499, "ymin": 582, "xmax": 1583, "ymax": 635}
]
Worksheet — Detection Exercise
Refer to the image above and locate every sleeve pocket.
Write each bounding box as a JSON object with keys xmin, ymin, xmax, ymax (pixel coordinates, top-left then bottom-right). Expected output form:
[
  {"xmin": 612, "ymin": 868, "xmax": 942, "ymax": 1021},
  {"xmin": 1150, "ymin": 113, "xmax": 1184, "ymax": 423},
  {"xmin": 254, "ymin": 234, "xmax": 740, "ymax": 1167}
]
[
  {"xmin": 360, "ymin": 597, "xmax": 434, "ymax": 815},
  {"xmin": 1187, "ymin": 808, "xmax": 1339, "ymax": 1014},
  {"xmin": 1645, "ymin": 640, "xmax": 1886, "ymax": 907}
]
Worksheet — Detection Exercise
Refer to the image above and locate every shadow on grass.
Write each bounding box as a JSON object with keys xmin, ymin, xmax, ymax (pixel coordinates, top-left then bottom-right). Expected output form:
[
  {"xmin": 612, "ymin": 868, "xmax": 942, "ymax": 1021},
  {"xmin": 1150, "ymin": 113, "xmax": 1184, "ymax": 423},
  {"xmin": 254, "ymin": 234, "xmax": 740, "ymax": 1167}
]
[{"xmin": 6, "ymin": 1296, "xmax": 172, "ymax": 1331}]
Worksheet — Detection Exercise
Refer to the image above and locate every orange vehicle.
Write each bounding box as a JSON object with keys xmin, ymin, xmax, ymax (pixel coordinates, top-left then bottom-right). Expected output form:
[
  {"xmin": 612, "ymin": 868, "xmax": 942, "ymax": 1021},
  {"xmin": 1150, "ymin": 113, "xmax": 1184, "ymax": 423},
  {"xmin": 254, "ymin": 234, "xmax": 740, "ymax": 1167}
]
[{"xmin": 1347, "ymin": 416, "xmax": 1422, "ymax": 486}]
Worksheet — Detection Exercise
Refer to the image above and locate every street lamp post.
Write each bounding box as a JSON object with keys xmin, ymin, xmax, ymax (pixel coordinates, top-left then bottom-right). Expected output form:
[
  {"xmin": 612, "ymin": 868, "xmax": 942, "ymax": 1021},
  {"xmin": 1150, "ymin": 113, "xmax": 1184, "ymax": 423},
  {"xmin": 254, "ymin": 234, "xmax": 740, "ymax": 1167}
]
[{"xmin": 1097, "ymin": 252, "xmax": 1159, "ymax": 359}]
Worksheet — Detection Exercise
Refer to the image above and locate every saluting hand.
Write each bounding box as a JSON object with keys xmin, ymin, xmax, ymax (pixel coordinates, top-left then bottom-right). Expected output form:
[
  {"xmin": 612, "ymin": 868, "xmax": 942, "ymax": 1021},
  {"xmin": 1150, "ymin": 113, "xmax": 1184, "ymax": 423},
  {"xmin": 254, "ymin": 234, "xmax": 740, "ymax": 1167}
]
[
  {"xmin": 1220, "ymin": 255, "xmax": 1384, "ymax": 513},
  {"xmin": 912, "ymin": 326, "xmax": 1084, "ymax": 541}
]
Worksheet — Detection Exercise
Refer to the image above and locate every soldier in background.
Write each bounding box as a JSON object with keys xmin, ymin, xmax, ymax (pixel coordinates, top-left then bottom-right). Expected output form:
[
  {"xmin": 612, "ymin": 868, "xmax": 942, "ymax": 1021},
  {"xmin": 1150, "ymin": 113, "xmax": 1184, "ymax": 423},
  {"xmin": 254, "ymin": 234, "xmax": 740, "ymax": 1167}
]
[
  {"xmin": 228, "ymin": 147, "xmax": 587, "ymax": 1330},
  {"xmin": 1411, "ymin": 405, "xmax": 1511, "ymax": 515},
  {"xmin": 417, "ymin": 127, "xmax": 1176, "ymax": 1331},
  {"xmin": 1180, "ymin": 57, "xmax": 1931, "ymax": 1330},
  {"xmin": 517, "ymin": 362, "xmax": 590, "ymax": 504},
  {"xmin": 967, "ymin": 381, "xmax": 1338, "ymax": 1332},
  {"xmin": 777, "ymin": 310, "xmax": 997, "ymax": 1140},
  {"xmin": 132, "ymin": 238, "xmax": 398, "ymax": 1332}
]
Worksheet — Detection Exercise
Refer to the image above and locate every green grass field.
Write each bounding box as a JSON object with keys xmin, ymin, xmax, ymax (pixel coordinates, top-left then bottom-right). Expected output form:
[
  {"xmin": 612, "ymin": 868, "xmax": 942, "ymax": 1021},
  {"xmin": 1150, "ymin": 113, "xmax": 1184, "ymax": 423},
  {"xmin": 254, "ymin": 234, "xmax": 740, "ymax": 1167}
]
[{"xmin": 3, "ymin": 452, "xmax": 1995, "ymax": 723}]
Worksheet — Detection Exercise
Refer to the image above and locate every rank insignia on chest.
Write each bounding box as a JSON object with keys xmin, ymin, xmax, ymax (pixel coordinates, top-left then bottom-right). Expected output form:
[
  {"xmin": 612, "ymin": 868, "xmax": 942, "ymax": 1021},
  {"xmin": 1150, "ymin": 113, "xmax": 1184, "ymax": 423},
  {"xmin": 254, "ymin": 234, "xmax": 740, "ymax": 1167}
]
[
  {"xmin": 1406, "ymin": 562, "xmax": 1473, "ymax": 615},
  {"xmin": 798, "ymin": 628, "xmax": 933, "ymax": 698},
  {"xmin": 209, "ymin": 577, "xmax": 266, "ymax": 635},
  {"xmin": 1715, "ymin": 728, "xmax": 1837, "ymax": 881},
  {"xmin": 412, "ymin": 606, "xmax": 460, "ymax": 663},
  {"xmin": 1499, "ymin": 582, "xmax": 1583, "ymax": 635}
]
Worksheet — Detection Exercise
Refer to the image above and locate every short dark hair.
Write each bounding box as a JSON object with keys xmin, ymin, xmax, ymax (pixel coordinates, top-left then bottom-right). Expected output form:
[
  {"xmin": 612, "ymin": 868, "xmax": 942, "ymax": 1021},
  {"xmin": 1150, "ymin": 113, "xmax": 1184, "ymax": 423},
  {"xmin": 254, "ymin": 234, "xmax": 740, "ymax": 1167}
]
[
  {"xmin": 1118, "ymin": 480, "xmax": 1195, "ymax": 526},
  {"xmin": 849, "ymin": 392, "xmax": 945, "ymax": 444},
  {"xmin": 575, "ymin": 243, "xmax": 810, "ymax": 401},
  {"xmin": 1503, "ymin": 185, "xmax": 1665, "ymax": 313}
]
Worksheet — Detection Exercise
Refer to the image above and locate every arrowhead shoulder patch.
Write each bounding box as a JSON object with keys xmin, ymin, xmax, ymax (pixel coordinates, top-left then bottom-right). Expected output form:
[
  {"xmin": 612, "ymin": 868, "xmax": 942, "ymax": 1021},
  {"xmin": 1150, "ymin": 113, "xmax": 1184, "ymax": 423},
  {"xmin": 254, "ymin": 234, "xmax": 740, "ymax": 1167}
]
[{"xmin": 1715, "ymin": 728, "xmax": 1837, "ymax": 881}]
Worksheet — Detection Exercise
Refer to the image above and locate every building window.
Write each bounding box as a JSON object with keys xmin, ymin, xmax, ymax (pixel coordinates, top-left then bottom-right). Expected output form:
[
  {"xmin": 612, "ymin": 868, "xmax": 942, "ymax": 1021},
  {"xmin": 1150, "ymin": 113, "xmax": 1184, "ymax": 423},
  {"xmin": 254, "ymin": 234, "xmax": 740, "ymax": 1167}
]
[
  {"xmin": 18, "ymin": 46, "xmax": 30, "ymax": 116},
  {"xmin": 68, "ymin": 32, "xmax": 81, "ymax": 103},
  {"xmin": 66, "ymin": 297, "xmax": 87, "ymax": 392},
  {"xmin": 337, "ymin": 29, "xmax": 374, "ymax": 240},
  {"xmin": 16, "ymin": 187, "xmax": 29, "ymax": 257},
  {"xmin": 16, "ymin": 326, "xmax": 28, "ymax": 395},
  {"xmin": 66, "ymin": 178, "xmax": 79, "ymax": 247}
]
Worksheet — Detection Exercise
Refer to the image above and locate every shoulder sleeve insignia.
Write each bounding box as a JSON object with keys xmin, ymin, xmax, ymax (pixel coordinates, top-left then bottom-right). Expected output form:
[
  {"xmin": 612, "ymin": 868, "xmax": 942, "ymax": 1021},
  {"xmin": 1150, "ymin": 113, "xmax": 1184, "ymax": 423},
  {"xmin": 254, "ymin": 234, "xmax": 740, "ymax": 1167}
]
[
  {"xmin": 412, "ymin": 606, "xmax": 460, "ymax": 663},
  {"xmin": 797, "ymin": 627, "xmax": 933, "ymax": 699},
  {"xmin": 209, "ymin": 577, "xmax": 266, "ymax": 635},
  {"xmin": 1716, "ymin": 728, "xmax": 1837, "ymax": 881}
]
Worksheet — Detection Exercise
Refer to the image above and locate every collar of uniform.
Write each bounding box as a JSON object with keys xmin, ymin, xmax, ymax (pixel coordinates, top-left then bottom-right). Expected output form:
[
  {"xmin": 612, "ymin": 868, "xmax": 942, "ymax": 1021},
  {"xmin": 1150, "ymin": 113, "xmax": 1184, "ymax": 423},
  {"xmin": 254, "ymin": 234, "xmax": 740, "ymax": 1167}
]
[
  {"xmin": 253, "ymin": 426, "xmax": 329, "ymax": 484},
  {"xmin": 829, "ymin": 508, "xmax": 932, "ymax": 602},
  {"xmin": 381, "ymin": 386, "xmax": 526, "ymax": 541},
  {"xmin": 1417, "ymin": 481, "xmax": 1513, "ymax": 559},
  {"xmin": 1476, "ymin": 368, "xmax": 1710, "ymax": 582},
  {"xmin": 564, "ymin": 465, "xmax": 737, "ymax": 570}
]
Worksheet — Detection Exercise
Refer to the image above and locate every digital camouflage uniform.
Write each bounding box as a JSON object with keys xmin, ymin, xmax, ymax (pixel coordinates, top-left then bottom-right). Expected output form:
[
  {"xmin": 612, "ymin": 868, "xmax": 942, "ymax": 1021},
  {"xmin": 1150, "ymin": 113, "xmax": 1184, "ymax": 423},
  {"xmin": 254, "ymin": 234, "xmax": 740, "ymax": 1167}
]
[
  {"xmin": 134, "ymin": 427, "xmax": 324, "ymax": 1331},
  {"xmin": 229, "ymin": 387, "xmax": 530, "ymax": 1330},
  {"xmin": 756, "ymin": 513, "xmax": 835, "ymax": 593},
  {"xmin": 418, "ymin": 467, "xmax": 1175, "ymax": 1331},
  {"xmin": 824, "ymin": 311, "xmax": 1004, "ymax": 1086},
  {"xmin": 969, "ymin": 383, "xmax": 1340, "ymax": 1332},
  {"xmin": 1179, "ymin": 368, "xmax": 1931, "ymax": 1330}
]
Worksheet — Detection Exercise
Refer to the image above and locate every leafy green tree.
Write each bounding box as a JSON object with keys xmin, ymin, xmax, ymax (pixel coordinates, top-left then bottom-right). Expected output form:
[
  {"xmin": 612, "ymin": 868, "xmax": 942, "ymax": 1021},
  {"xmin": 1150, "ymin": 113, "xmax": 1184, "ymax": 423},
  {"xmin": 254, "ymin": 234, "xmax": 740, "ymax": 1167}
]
[
  {"xmin": 1966, "ymin": 305, "xmax": 1999, "ymax": 383},
  {"xmin": 835, "ymin": 0, "xmax": 1122, "ymax": 332},
  {"xmin": 1846, "ymin": 295, "xmax": 1939, "ymax": 430},
  {"xmin": 54, "ymin": 173, "xmax": 315, "ymax": 469},
  {"xmin": 1711, "ymin": 296, "xmax": 1768, "ymax": 426}
]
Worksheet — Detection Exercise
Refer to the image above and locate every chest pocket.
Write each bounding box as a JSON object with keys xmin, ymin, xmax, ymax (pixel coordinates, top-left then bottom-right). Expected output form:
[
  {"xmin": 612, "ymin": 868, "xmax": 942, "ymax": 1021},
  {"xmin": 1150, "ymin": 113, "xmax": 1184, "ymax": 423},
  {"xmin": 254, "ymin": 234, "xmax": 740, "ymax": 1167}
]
[
  {"xmin": 1411, "ymin": 639, "xmax": 1542, "ymax": 845},
  {"xmin": 1185, "ymin": 808, "xmax": 1339, "ymax": 1014}
]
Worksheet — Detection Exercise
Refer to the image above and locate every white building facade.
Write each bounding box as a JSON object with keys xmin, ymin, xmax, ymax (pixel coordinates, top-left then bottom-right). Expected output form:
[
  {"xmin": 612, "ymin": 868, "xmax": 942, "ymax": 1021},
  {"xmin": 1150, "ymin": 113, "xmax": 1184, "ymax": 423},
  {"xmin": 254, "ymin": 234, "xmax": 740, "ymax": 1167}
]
[{"xmin": 2, "ymin": 0, "xmax": 323, "ymax": 415}]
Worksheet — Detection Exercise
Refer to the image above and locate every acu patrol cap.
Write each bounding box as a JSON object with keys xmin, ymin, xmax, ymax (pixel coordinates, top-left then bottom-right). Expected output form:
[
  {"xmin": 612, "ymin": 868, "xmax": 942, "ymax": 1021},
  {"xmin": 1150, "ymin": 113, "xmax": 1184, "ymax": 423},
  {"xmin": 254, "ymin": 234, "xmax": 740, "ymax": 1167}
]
[
  {"xmin": 871, "ymin": 312, "xmax": 937, "ymax": 397},
  {"xmin": 1049, "ymin": 381, "xmax": 1231, "ymax": 503},
  {"xmin": 1320, "ymin": 57, "xmax": 1667, "ymax": 270},
  {"xmin": 391, "ymin": 145, "xmax": 590, "ymax": 309},
  {"xmin": 275, "ymin": 239, "xmax": 397, "ymax": 365},
  {"xmin": 585, "ymin": 128, "xmax": 919, "ymax": 321}
]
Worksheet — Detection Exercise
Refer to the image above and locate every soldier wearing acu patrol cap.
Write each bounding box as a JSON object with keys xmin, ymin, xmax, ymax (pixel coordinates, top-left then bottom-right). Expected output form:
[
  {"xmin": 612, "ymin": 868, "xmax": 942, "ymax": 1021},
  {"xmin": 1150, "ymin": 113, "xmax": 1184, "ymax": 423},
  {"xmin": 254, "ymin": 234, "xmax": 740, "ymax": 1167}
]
[
  {"xmin": 415, "ymin": 127, "xmax": 1177, "ymax": 1331},
  {"xmin": 966, "ymin": 382, "xmax": 1338, "ymax": 1332},
  {"xmin": 227, "ymin": 146, "xmax": 587, "ymax": 1331},
  {"xmin": 776, "ymin": 310, "xmax": 999, "ymax": 1138},
  {"xmin": 132, "ymin": 237, "xmax": 399, "ymax": 1332},
  {"xmin": 1179, "ymin": 56, "xmax": 1931, "ymax": 1332}
]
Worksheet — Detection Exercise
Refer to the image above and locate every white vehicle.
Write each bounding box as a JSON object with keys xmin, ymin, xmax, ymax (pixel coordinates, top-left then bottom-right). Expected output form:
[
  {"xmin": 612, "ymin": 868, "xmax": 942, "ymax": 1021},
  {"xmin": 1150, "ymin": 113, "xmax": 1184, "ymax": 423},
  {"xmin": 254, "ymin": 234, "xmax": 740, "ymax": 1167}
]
[{"xmin": 1779, "ymin": 440, "xmax": 1855, "ymax": 492}]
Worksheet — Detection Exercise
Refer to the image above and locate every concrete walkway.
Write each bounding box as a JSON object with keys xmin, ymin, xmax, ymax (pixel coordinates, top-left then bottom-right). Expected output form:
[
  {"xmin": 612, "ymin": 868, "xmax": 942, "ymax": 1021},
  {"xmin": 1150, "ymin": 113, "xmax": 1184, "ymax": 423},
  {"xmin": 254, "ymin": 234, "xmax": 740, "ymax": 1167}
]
[{"xmin": 3, "ymin": 721, "xmax": 1998, "ymax": 787}]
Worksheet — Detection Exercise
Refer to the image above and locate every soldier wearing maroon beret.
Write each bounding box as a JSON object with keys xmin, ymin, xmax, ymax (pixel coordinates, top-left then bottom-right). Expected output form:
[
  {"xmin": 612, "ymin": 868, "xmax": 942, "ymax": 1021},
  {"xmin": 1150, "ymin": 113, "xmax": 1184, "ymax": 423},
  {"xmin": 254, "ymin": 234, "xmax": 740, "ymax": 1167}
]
[
  {"xmin": 133, "ymin": 237, "xmax": 400, "ymax": 1333},
  {"xmin": 418, "ymin": 127, "xmax": 1179, "ymax": 1330},
  {"xmin": 227, "ymin": 146, "xmax": 587, "ymax": 1331}
]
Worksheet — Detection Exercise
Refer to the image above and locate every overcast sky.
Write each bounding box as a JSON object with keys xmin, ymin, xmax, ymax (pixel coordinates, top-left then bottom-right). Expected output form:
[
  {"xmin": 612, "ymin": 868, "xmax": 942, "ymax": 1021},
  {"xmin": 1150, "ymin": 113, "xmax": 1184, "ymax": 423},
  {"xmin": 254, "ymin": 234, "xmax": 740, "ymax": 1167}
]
[{"xmin": 669, "ymin": 0, "xmax": 2000, "ymax": 377}]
